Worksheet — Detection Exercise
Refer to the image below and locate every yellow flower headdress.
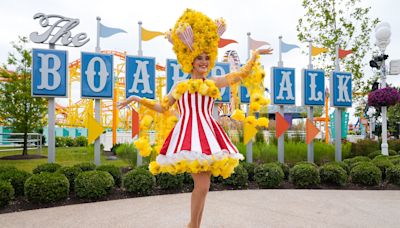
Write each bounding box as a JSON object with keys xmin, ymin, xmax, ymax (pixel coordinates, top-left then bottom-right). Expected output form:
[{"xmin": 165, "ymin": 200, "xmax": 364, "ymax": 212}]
[{"xmin": 168, "ymin": 9, "xmax": 225, "ymax": 74}]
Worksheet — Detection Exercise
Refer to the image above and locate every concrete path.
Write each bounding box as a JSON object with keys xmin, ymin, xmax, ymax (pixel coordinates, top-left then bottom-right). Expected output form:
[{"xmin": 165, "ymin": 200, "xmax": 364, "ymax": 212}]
[{"xmin": 1, "ymin": 190, "xmax": 399, "ymax": 228}]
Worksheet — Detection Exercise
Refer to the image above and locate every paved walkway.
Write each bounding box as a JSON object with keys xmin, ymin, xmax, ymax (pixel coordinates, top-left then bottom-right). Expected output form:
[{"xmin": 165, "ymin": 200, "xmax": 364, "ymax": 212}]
[{"xmin": 1, "ymin": 190, "xmax": 400, "ymax": 228}]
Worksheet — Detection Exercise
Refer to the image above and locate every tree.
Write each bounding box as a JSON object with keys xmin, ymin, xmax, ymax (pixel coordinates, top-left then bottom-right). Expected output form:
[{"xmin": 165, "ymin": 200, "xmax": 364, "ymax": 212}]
[
  {"xmin": 296, "ymin": 0, "xmax": 379, "ymax": 102},
  {"xmin": 0, "ymin": 37, "xmax": 47, "ymax": 155}
]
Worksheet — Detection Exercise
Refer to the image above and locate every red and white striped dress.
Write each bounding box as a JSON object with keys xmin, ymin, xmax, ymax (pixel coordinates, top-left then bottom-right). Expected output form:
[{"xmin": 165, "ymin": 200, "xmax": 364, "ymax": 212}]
[{"xmin": 155, "ymin": 89, "xmax": 244, "ymax": 167}]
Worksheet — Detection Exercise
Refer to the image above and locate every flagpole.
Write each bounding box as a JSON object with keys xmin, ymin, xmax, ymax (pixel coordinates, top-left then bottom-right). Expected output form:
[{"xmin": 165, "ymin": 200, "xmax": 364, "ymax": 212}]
[
  {"xmin": 94, "ymin": 16, "xmax": 101, "ymax": 165},
  {"xmin": 137, "ymin": 21, "xmax": 143, "ymax": 166},
  {"xmin": 307, "ymin": 40, "xmax": 314, "ymax": 162},
  {"xmin": 96, "ymin": 17, "xmax": 101, "ymax": 53},
  {"xmin": 334, "ymin": 42, "xmax": 342, "ymax": 161},
  {"xmin": 277, "ymin": 35, "xmax": 284, "ymax": 163},
  {"xmin": 244, "ymin": 32, "xmax": 253, "ymax": 163},
  {"xmin": 138, "ymin": 21, "xmax": 143, "ymax": 56}
]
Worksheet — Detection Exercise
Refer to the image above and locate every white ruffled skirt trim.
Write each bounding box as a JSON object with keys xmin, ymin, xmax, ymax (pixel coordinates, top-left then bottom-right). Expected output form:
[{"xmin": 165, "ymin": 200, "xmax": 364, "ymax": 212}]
[{"xmin": 156, "ymin": 150, "xmax": 244, "ymax": 166}]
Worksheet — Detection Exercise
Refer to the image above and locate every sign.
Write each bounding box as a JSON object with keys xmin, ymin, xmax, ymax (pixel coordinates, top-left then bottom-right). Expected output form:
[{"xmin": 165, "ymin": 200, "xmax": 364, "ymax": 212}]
[
  {"xmin": 32, "ymin": 49, "xmax": 68, "ymax": 97},
  {"xmin": 126, "ymin": 56, "xmax": 156, "ymax": 99},
  {"xmin": 240, "ymin": 86, "xmax": 250, "ymax": 103},
  {"xmin": 81, "ymin": 52, "xmax": 114, "ymax": 99},
  {"xmin": 330, "ymin": 71, "xmax": 352, "ymax": 107},
  {"xmin": 166, "ymin": 59, "xmax": 189, "ymax": 93},
  {"xmin": 271, "ymin": 67, "xmax": 296, "ymax": 105},
  {"xmin": 29, "ymin": 13, "xmax": 89, "ymax": 47},
  {"xmin": 301, "ymin": 69, "xmax": 325, "ymax": 106},
  {"xmin": 208, "ymin": 62, "xmax": 230, "ymax": 103}
]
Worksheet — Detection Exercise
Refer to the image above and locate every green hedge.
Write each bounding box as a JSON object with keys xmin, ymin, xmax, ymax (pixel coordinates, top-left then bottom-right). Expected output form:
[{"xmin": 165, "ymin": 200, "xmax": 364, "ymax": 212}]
[
  {"xmin": 25, "ymin": 173, "xmax": 69, "ymax": 203},
  {"xmin": 350, "ymin": 162, "xmax": 381, "ymax": 186},
  {"xmin": 123, "ymin": 168, "xmax": 155, "ymax": 195},
  {"xmin": 75, "ymin": 171, "xmax": 114, "ymax": 200},
  {"xmin": 319, "ymin": 163, "xmax": 348, "ymax": 186},
  {"xmin": 372, "ymin": 156, "xmax": 394, "ymax": 180},
  {"xmin": 56, "ymin": 166, "xmax": 82, "ymax": 190},
  {"xmin": 254, "ymin": 163, "xmax": 284, "ymax": 188},
  {"xmin": 386, "ymin": 165, "xmax": 400, "ymax": 185},
  {"xmin": 289, "ymin": 163, "xmax": 320, "ymax": 188},
  {"xmin": 222, "ymin": 164, "xmax": 248, "ymax": 189},
  {"xmin": 241, "ymin": 162, "xmax": 256, "ymax": 181},
  {"xmin": 156, "ymin": 173, "xmax": 184, "ymax": 190},
  {"xmin": 0, "ymin": 169, "xmax": 32, "ymax": 196},
  {"xmin": 33, "ymin": 163, "xmax": 62, "ymax": 174},
  {"xmin": 0, "ymin": 180, "xmax": 14, "ymax": 207},
  {"xmin": 96, "ymin": 165, "xmax": 122, "ymax": 187},
  {"xmin": 73, "ymin": 162, "xmax": 96, "ymax": 172}
]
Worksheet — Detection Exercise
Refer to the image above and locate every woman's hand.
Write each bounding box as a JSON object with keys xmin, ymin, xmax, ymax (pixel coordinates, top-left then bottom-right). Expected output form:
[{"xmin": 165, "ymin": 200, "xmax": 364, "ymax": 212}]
[{"xmin": 117, "ymin": 95, "xmax": 140, "ymax": 109}]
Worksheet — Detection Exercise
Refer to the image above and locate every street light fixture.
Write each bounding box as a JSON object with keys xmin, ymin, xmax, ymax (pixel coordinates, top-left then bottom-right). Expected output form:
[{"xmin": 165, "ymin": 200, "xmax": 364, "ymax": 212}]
[{"xmin": 374, "ymin": 22, "xmax": 391, "ymax": 155}]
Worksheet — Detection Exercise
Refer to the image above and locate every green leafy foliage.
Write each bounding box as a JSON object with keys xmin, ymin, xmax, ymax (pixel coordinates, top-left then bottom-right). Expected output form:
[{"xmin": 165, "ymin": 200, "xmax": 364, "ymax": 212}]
[
  {"xmin": 74, "ymin": 171, "xmax": 114, "ymax": 200},
  {"xmin": 319, "ymin": 163, "xmax": 348, "ymax": 186},
  {"xmin": 96, "ymin": 165, "xmax": 122, "ymax": 187},
  {"xmin": 156, "ymin": 173, "xmax": 185, "ymax": 190},
  {"xmin": 0, "ymin": 37, "xmax": 47, "ymax": 155},
  {"xmin": 56, "ymin": 166, "xmax": 82, "ymax": 190},
  {"xmin": 0, "ymin": 169, "xmax": 31, "ymax": 196},
  {"xmin": 0, "ymin": 180, "xmax": 15, "ymax": 207},
  {"xmin": 73, "ymin": 162, "xmax": 96, "ymax": 171},
  {"xmin": 350, "ymin": 162, "xmax": 381, "ymax": 186},
  {"xmin": 32, "ymin": 163, "xmax": 62, "ymax": 174},
  {"xmin": 222, "ymin": 163, "xmax": 248, "ymax": 189},
  {"xmin": 254, "ymin": 163, "xmax": 284, "ymax": 188},
  {"xmin": 24, "ymin": 172, "xmax": 69, "ymax": 203},
  {"xmin": 115, "ymin": 143, "xmax": 138, "ymax": 168},
  {"xmin": 290, "ymin": 163, "xmax": 320, "ymax": 188},
  {"xmin": 386, "ymin": 165, "xmax": 400, "ymax": 185},
  {"xmin": 123, "ymin": 168, "xmax": 155, "ymax": 195}
]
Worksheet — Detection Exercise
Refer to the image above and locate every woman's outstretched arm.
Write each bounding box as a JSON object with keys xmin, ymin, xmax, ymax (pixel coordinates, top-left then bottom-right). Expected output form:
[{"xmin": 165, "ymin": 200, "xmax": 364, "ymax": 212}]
[
  {"xmin": 210, "ymin": 49, "xmax": 272, "ymax": 88},
  {"xmin": 118, "ymin": 91, "xmax": 176, "ymax": 113}
]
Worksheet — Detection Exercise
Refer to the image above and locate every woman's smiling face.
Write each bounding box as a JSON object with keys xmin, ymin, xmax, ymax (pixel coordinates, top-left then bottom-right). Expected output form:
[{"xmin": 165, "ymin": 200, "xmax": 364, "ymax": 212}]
[{"xmin": 192, "ymin": 53, "xmax": 210, "ymax": 76}]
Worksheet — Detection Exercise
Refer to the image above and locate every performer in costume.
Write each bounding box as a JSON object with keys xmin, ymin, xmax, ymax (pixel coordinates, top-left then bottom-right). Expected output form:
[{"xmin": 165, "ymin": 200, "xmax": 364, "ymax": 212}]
[{"xmin": 118, "ymin": 9, "xmax": 271, "ymax": 228}]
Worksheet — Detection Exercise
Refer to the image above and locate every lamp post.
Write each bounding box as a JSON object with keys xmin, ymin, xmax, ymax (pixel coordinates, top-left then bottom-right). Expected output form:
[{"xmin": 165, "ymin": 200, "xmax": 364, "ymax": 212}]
[
  {"xmin": 375, "ymin": 22, "xmax": 391, "ymax": 155},
  {"xmin": 367, "ymin": 107, "xmax": 376, "ymax": 139}
]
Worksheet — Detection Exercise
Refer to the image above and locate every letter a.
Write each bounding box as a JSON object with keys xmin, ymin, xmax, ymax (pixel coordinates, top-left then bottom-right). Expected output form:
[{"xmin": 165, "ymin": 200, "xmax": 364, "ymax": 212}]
[{"xmin": 128, "ymin": 60, "xmax": 153, "ymax": 94}]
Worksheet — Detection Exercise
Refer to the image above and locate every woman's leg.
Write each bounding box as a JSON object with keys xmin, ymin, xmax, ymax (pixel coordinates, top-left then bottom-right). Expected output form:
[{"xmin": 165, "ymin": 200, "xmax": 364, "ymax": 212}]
[{"xmin": 189, "ymin": 171, "xmax": 211, "ymax": 228}]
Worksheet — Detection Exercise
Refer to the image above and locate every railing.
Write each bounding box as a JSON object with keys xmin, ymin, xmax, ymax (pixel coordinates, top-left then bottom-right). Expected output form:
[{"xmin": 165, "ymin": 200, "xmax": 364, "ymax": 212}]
[{"xmin": 0, "ymin": 133, "xmax": 42, "ymax": 153}]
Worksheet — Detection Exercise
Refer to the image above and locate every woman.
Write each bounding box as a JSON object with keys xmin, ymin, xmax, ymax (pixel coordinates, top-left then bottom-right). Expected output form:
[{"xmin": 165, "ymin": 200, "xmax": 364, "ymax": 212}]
[{"xmin": 118, "ymin": 9, "xmax": 271, "ymax": 228}]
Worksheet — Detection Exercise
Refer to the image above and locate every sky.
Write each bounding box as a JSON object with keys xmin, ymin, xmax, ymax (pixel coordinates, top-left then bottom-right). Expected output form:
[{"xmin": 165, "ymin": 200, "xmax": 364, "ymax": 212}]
[{"xmin": 1, "ymin": 0, "xmax": 399, "ymax": 124}]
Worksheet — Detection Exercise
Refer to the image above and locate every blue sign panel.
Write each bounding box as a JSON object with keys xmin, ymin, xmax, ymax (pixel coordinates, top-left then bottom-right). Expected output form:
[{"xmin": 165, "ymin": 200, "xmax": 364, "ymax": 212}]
[
  {"xmin": 240, "ymin": 86, "xmax": 250, "ymax": 104},
  {"xmin": 209, "ymin": 62, "xmax": 230, "ymax": 103},
  {"xmin": 271, "ymin": 67, "xmax": 296, "ymax": 105},
  {"xmin": 330, "ymin": 71, "xmax": 352, "ymax": 107},
  {"xmin": 126, "ymin": 56, "xmax": 155, "ymax": 99},
  {"xmin": 32, "ymin": 49, "xmax": 68, "ymax": 97},
  {"xmin": 166, "ymin": 59, "xmax": 189, "ymax": 93},
  {"xmin": 302, "ymin": 69, "xmax": 325, "ymax": 106},
  {"xmin": 81, "ymin": 52, "xmax": 113, "ymax": 99}
]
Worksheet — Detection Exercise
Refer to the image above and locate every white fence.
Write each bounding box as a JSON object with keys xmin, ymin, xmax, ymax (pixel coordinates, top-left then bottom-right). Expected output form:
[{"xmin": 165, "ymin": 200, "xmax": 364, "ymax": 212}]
[{"xmin": 0, "ymin": 133, "xmax": 42, "ymax": 152}]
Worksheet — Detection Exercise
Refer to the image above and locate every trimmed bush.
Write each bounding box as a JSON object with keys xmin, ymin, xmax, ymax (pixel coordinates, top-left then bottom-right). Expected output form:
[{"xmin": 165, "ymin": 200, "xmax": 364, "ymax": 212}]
[
  {"xmin": 73, "ymin": 162, "xmax": 96, "ymax": 171},
  {"xmin": 389, "ymin": 150, "xmax": 398, "ymax": 156},
  {"xmin": 386, "ymin": 165, "xmax": 400, "ymax": 185},
  {"xmin": 33, "ymin": 163, "xmax": 62, "ymax": 174},
  {"xmin": 319, "ymin": 163, "xmax": 348, "ymax": 186},
  {"xmin": 56, "ymin": 166, "xmax": 82, "ymax": 190},
  {"xmin": 25, "ymin": 173, "xmax": 69, "ymax": 203},
  {"xmin": 75, "ymin": 136, "xmax": 88, "ymax": 147},
  {"xmin": 241, "ymin": 162, "xmax": 256, "ymax": 181},
  {"xmin": 222, "ymin": 164, "xmax": 248, "ymax": 189},
  {"xmin": 183, "ymin": 173, "xmax": 194, "ymax": 188},
  {"xmin": 254, "ymin": 163, "xmax": 284, "ymax": 188},
  {"xmin": 389, "ymin": 156, "xmax": 400, "ymax": 165},
  {"xmin": 343, "ymin": 156, "xmax": 371, "ymax": 170},
  {"xmin": 350, "ymin": 162, "xmax": 382, "ymax": 186},
  {"xmin": 55, "ymin": 136, "xmax": 66, "ymax": 147},
  {"xmin": 0, "ymin": 169, "xmax": 32, "ymax": 196},
  {"xmin": 372, "ymin": 156, "xmax": 394, "ymax": 180},
  {"xmin": 123, "ymin": 168, "xmax": 155, "ymax": 195},
  {"xmin": 0, "ymin": 166, "xmax": 17, "ymax": 173},
  {"xmin": 0, "ymin": 180, "xmax": 14, "ymax": 207},
  {"xmin": 271, "ymin": 162, "xmax": 290, "ymax": 180},
  {"xmin": 290, "ymin": 163, "xmax": 320, "ymax": 188},
  {"xmin": 96, "ymin": 165, "xmax": 122, "ymax": 187},
  {"xmin": 74, "ymin": 171, "xmax": 114, "ymax": 200},
  {"xmin": 156, "ymin": 173, "xmax": 185, "ymax": 190},
  {"xmin": 368, "ymin": 151, "xmax": 382, "ymax": 159}
]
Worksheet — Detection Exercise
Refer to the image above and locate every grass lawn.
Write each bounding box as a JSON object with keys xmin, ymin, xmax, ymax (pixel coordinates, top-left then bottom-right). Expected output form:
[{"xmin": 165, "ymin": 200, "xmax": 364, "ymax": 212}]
[{"xmin": 0, "ymin": 146, "xmax": 129, "ymax": 172}]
